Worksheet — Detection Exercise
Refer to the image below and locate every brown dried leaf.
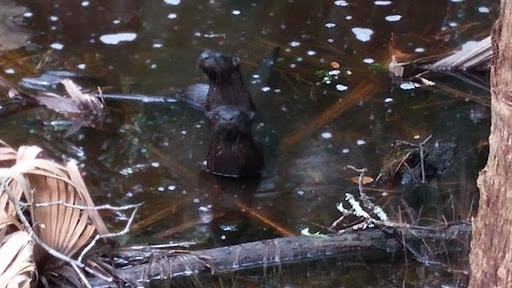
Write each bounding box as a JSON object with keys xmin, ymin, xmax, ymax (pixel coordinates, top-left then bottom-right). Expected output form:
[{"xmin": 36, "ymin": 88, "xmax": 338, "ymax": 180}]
[{"xmin": 350, "ymin": 176, "xmax": 374, "ymax": 185}]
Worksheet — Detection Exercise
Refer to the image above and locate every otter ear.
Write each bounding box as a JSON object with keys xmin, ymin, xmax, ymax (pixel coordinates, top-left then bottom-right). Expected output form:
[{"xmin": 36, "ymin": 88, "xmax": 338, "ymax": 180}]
[{"xmin": 232, "ymin": 57, "xmax": 240, "ymax": 66}]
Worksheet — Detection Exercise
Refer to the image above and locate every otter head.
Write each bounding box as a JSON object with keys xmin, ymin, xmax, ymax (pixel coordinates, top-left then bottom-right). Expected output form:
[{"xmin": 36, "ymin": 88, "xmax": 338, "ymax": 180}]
[
  {"xmin": 207, "ymin": 106, "xmax": 255, "ymax": 141},
  {"xmin": 198, "ymin": 50, "xmax": 241, "ymax": 83}
]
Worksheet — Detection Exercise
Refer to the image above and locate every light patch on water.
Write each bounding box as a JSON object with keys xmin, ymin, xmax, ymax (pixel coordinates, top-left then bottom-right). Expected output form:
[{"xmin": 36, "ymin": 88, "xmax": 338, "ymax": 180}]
[
  {"xmin": 356, "ymin": 139, "xmax": 366, "ymax": 146},
  {"xmin": 50, "ymin": 15, "xmax": 58, "ymax": 21},
  {"xmin": 168, "ymin": 185, "xmax": 176, "ymax": 191},
  {"xmin": 448, "ymin": 22, "xmax": 458, "ymax": 27},
  {"xmin": 363, "ymin": 58, "xmax": 375, "ymax": 64},
  {"xmin": 164, "ymin": 0, "xmax": 180, "ymax": 5},
  {"xmin": 334, "ymin": 0, "xmax": 349, "ymax": 6},
  {"xmin": 50, "ymin": 42, "xmax": 64, "ymax": 50},
  {"xmin": 153, "ymin": 43, "xmax": 163, "ymax": 48},
  {"xmin": 289, "ymin": 41, "xmax": 301, "ymax": 47},
  {"xmin": 400, "ymin": 82, "xmax": 419, "ymax": 90},
  {"xmin": 157, "ymin": 187, "xmax": 165, "ymax": 192},
  {"xmin": 23, "ymin": 12, "xmax": 33, "ymax": 17},
  {"xmin": 81, "ymin": 1, "xmax": 90, "ymax": 7},
  {"xmin": 261, "ymin": 87, "xmax": 271, "ymax": 92},
  {"xmin": 415, "ymin": 47, "xmax": 425, "ymax": 53},
  {"xmin": 113, "ymin": 19, "xmax": 121, "ymax": 24},
  {"xmin": 385, "ymin": 15, "xmax": 401, "ymax": 22},
  {"xmin": 346, "ymin": 16, "xmax": 352, "ymax": 20},
  {"xmin": 336, "ymin": 84, "xmax": 348, "ymax": 91},
  {"xmin": 232, "ymin": 10, "xmax": 241, "ymax": 15},
  {"xmin": 384, "ymin": 97, "xmax": 393, "ymax": 103},
  {"xmin": 168, "ymin": 13, "xmax": 177, "ymax": 19},
  {"xmin": 4, "ymin": 68, "xmax": 15, "ymax": 74},
  {"xmin": 99, "ymin": 33, "xmax": 137, "ymax": 45},
  {"xmin": 77, "ymin": 64, "xmax": 86, "ymax": 69},
  {"xmin": 351, "ymin": 27, "xmax": 374, "ymax": 42},
  {"xmin": 151, "ymin": 162, "xmax": 160, "ymax": 167},
  {"xmin": 341, "ymin": 148, "xmax": 350, "ymax": 154},
  {"xmin": 478, "ymin": 6, "xmax": 490, "ymax": 13},
  {"xmin": 307, "ymin": 50, "xmax": 317, "ymax": 56},
  {"xmin": 325, "ymin": 22, "xmax": 336, "ymax": 28},
  {"xmin": 274, "ymin": 88, "xmax": 281, "ymax": 93},
  {"xmin": 374, "ymin": 0, "xmax": 392, "ymax": 5},
  {"xmin": 321, "ymin": 132, "xmax": 332, "ymax": 139}
]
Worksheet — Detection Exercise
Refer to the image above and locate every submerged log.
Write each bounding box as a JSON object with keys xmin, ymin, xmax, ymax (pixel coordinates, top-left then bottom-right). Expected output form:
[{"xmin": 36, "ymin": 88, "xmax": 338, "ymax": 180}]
[{"xmin": 89, "ymin": 222, "xmax": 471, "ymax": 287}]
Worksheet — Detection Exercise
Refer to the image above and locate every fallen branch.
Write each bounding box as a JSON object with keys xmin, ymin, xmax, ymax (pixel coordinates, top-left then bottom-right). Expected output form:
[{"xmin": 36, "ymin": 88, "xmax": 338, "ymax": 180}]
[{"xmin": 87, "ymin": 222, "xmax": 471, "ymax": 287}]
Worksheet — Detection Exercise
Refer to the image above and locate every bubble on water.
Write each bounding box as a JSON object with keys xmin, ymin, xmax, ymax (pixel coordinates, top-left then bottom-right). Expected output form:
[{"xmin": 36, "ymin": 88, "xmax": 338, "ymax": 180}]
[
  {"xmin": 325, "ymin": 22, "xmax": 336, "ymax": 28},
  {"xmin": 4, "ymin": 68, "xmax": 15, "ymax": 74},
  {"xmin": 77, "ymin": 64, "xmax": 86, "ymax": 69},
  {"xmin": 307, "ymin": 50, "xmax": 317, "ymax": 56},
  {"xmin": 289, "ymin": 41, "xmax": 301, "ymax": 47},
  {"xmin": 50, "ymin": 15, "xmax": 59, "ymax": 21},
  {"xmin": 232, "ymin": 10, "xmax": 241, "ymax": 15},
  {"xmin": 415, "ymin": 47, "xmax": 425, "ymax": 53},
  {"xmin": 321, "ymin": 132, "xmax": 332, "ymax": 139},
  {"xmin": 341, "ymin": 148, "xmax": 350, "ymax": 154},
  {"xmin": 81, "ymin": 1, "xmax": 90, "ymax": 7},
  {"xmin": 478, "ymin": 6, "xmax": 490, "ymax": 13},
  {"xmin": 374, "ymin": 1, "xmax": 392, "ymax": 5},
  {"xmin": 334, "ymin": 1, "xmax": 349, "ymax": 6},
  {"xmin": 363, "ymin": 58, "xmax": 375, "ymax": 64},
  {"xmin": 168, "ymin": 13, "xmax": 177, "ymax": 19},
  {"xmin": 164, "ymin": 0, "xmax": 180, "ymax": 5},
  {"xmin": 356, "ymin": 139, "xmax": 366, "ymax": 146},
  {"xmin": 50, "ymin": 43, "xmax": 64, "ymax": 50},
  {"xmin": 23, "ymin": 12, "xmax": 33, "ymax": 17}
]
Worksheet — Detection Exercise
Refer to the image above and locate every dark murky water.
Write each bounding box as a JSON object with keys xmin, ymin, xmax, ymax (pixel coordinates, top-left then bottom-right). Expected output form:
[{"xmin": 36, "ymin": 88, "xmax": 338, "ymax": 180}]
[{"xmin": 0, "ymin": 0, "xmax": 497, "ymax": 286}]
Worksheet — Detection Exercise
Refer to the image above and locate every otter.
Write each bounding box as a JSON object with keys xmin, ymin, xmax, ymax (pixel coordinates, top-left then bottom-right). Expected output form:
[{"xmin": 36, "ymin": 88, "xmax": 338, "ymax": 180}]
[
  {"xmin": 206, "ymin": 105, "xmax": 263, "ymax": 177},
  {"xmin": 180, "ymin": 50, "xmax": 256, "ymax": 113}
]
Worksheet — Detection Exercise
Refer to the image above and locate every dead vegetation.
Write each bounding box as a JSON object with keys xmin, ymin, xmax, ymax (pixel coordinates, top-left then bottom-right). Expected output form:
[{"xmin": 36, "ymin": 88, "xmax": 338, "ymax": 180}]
[{"xmin": 0, "ymin": 140, "xmax": 140, "ymax": 287}]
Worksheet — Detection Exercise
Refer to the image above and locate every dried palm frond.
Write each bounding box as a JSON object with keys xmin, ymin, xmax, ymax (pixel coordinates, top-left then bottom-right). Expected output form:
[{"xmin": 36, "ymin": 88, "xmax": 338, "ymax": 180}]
[
  {"xmin": 0, "ymin": 141, "xmax": 112, "ymax": 287},
  {"xmin": 0, "ymin": 231, "xmax": 35, "ymax": 288}
]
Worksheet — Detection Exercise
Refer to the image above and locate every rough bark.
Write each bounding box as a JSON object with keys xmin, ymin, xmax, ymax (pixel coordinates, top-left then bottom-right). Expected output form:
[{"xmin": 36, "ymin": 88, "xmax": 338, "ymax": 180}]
[
  {"xmin": 469, "ymin": 1, "xmax": 512, "ymax": 287},
  {"xmin": 88, "ymin": 223, "xmax": 470, "ymax": 287}
]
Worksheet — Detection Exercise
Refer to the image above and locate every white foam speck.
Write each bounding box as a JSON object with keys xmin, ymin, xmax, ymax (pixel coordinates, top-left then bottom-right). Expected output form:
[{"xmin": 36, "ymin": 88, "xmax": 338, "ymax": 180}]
[
  {"xmin": 352, "ymin": 27, "xmax": 374, "ymax": 42},
  {"xmin": 385, "ymin": 15, "xmax": 401, "ymax": 22},
  {"xmin": 164, "ymin": 0, "xmax": 180, "ymax": 5},
  {"xmin": 99, "ymin": 33, "xmax": 137, "ymax": 45},
  {"xmin": 336, "ymin": 84, "xmax": 348, "ymax": 91}
]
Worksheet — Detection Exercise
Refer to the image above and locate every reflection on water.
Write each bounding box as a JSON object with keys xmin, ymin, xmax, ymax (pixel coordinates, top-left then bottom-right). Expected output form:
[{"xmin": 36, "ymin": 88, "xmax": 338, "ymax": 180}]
[{"xmin": 0, "ymin": 0, "xmax": 497, "ymax": 286}]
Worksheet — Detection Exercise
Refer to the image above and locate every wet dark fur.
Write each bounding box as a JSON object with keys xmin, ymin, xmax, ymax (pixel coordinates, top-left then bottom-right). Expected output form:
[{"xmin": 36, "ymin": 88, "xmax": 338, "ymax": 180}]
[
  {"xmin": 206, "ymin": 106, "xmax": 262, "ymax": 177},
  {"xmin": 198, "ymin": 50, "xmax": 255, "ymax": 112}
]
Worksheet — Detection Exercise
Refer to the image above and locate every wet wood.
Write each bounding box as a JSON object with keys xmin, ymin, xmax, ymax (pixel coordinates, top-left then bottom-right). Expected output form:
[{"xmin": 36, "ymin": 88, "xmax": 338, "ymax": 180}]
[
  {"xmin": 469, "ymin": 1, "xmax": 512, "ymax": 287},
  {"xmin": 89, "ymin": 222, "xmax": 471, "ymax": 287}
]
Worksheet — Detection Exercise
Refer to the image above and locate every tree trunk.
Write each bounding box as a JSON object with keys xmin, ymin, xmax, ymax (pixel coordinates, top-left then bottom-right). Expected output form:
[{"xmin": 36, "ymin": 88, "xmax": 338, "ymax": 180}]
[{"xmin": 469, "ymin": 1, "xmax": 512, "ymax": 287}]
